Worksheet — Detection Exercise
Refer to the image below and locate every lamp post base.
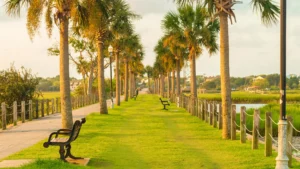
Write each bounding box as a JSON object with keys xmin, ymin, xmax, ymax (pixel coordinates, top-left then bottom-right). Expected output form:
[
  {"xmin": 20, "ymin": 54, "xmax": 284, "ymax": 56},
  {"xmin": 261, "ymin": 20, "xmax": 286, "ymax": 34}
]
[{"xmin": 276, "ymin": 120, "xmax": 289, "ymax": 169}]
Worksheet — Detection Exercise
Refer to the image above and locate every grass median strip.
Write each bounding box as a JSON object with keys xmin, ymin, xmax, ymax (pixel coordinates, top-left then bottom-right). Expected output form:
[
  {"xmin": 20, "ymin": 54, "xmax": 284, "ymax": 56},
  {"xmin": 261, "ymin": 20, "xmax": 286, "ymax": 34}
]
[{"xmin": 3, "ymin": 94, "xmax": 300, "ymax": 169}]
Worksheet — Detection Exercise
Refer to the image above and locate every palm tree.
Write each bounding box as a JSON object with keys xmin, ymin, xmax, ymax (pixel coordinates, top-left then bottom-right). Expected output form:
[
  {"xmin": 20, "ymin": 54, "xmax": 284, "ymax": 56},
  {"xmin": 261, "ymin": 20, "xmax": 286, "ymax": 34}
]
[
  {"xmin": 175, "ymin": 0, "xmax": 279, "ymax": 139},
  {"xmin": 163, "ymin": 5, "xmax": 219, "ymax": 113},
  {"xmin": 163, "ymin": 32, "xmax": 187, "ymax": 98},
  {"xmin": 144, "ymin": 66, "xmax": 153, "ymax": 93},
  {"xmin": 123, "ymin": 34, "xmax": 143, "ymax": 100},
  {"xmin": 80, "ymin": 0, "xmax": 111, "ymax": 114},
  {"xmin": 109, "ymin": 0, "xmax": 138, "ymax": 106},
  {"xmin": 6, "ymin": 0, "xmax": 88, "ymax": 129}
]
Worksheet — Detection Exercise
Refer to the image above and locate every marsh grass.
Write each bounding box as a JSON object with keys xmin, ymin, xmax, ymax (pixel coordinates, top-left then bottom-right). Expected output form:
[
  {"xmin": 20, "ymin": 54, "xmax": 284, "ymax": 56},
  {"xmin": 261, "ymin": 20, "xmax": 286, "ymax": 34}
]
[
  {"xmin": 3, "ymin": 95, "xmax": 300, "ymax": 169},
  {"xmin": 198, "ymin": 91, "xmax": 300, "ymax": 103},
  {"xmin": 236, "ymin": 103, "xmax": 300, "ymax": 136}
]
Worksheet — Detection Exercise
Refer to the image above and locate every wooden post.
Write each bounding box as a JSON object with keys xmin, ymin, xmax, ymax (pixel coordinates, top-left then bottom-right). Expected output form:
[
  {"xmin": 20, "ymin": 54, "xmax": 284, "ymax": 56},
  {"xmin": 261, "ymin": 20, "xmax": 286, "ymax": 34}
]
[
  {"xmin": 52, "ymin": 99, "xmax": 55, "ymax": 114},
  {"xmin": 21, "ymin": 101, "xmax": 25, "ymax": 123},
  {"xmin": 209, "ymin": 103, "xmax": 213, "ymax": 125},
  {"xmin": 204, "ymin": 101, "xmax": 207, "ymax": 122},
  {"xmin": 218, "ymin": 103, "xmax": 222, "ymax": 130},
  {"xmin": 2, "ymin": 102, "xmax": 7, "ymax": 130},
  {"xmin": 56, "ymin": 98, "xmax": 59, "ymax": 113},
  {"xmin": 287, "ymin": 116, "xmax": 293, "ymax": 167},
  {"xmin": 252, "ymin": 109, "xmax": 260, "ymax": 149},
  {"xmin": 29, "ymin": 100, "xmax": 32, "ymax": 121},
  {"xmin": 41, "ymin": 99, "xmax": 44, "ymax": 117},
  {"xmin": 13, "ymin": 101, "xmax": 17, "ymax": 125},
  {"xmin": 240, "ymin": 106, "xmax": 246, "ymax": 143},
  {"xmin": 197, "ymin": 100, "xmax": 200, "ymax": 118},
  {"xmin": 46, "ymin": 99, "xmax": 49, "ymax": 116},
  {"xmin": 231, "ymin": 105, "xmax": 236, "ymax": 140},
  {"xmin": 35, "ymin": 100, "xmax": 39, "ymax": 118},
  {"xmin": 213, "ymin": 103, "xmax": 217, "ymax": 128},
  {"xmin": 265, "ymin": 112, "xmax": 272, "ymax": 156}
]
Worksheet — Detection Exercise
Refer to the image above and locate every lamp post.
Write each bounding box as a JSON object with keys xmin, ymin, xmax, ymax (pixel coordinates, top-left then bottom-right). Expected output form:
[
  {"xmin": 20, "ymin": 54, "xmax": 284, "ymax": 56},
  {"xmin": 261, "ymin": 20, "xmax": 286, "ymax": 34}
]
[
  {"xmin": 276, "ymin": 0, "xmax": 288, "ymax": 168},
  {"xmin": 108, "ymin": 45, "xmax": 114, "ymax": 109}
]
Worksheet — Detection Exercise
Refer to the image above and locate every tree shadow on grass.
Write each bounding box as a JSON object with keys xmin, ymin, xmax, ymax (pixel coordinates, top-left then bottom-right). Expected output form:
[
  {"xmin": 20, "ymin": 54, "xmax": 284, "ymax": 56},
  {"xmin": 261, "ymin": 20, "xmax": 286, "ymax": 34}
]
[{"xmin": 88, "ymin": 158, "xmax": 114, "ymax": 168}]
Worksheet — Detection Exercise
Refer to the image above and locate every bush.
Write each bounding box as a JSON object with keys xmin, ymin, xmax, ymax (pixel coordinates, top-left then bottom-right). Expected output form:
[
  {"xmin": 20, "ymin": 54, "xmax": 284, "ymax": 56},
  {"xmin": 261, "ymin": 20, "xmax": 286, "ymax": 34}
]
[{"xmin": 0, "ymin": 65, "xmax": 40, "ymax": 105}]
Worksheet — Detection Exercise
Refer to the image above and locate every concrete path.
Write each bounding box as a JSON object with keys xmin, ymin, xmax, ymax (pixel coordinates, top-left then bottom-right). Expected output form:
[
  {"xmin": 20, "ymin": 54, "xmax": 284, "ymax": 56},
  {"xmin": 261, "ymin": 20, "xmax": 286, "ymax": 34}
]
[{"xmin": 0, "ymin": 96, "xmax": 124, "ymax": 160}]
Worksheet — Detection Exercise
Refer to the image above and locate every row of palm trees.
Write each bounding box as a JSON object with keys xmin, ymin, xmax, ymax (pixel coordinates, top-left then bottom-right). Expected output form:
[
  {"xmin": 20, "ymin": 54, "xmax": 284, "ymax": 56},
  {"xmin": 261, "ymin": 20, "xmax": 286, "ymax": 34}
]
[
  {"xmin": 5, "ymin": 0, "xmax": 144, "ymax": 129},
  {"xmin": 153, "ymin": 1, "xmax": 280, "ymax": 139}
]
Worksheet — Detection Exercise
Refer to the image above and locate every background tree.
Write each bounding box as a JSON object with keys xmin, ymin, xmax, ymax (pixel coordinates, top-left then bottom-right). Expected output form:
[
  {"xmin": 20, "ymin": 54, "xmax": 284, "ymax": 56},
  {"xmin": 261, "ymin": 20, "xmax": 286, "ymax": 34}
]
[{"xmin": 0, "ymin": 65, "xmax": 40, "ymax": 105}]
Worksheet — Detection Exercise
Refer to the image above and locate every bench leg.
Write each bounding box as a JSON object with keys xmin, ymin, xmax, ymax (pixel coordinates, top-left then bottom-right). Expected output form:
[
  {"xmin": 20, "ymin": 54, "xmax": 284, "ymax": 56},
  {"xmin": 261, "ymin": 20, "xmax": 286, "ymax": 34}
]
[
  {"xmin": 59, "ymin": 145, "xmax": 67, "ymax": 162},
  {"xmin": 65, "ymin": 144, "xmax": 83, "ymax": 159},
  {"xmin": 163, "ymin": 105, "xmax": 168, "ymax": 110}
]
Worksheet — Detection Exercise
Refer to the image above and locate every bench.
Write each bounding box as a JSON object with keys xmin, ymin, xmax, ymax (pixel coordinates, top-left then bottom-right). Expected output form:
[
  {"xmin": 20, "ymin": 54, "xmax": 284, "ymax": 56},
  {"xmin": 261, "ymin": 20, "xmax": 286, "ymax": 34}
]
[
  {"xmin": 159, "ymin": 98, "xmax": 170, "ymax": 110},
  {"xmin": 43, "ymin": 118, "xmax": 86, "ymax": 161},
  {"xmin": 132, "ymin": 95, "xmax": 137, "ymax": 100}
]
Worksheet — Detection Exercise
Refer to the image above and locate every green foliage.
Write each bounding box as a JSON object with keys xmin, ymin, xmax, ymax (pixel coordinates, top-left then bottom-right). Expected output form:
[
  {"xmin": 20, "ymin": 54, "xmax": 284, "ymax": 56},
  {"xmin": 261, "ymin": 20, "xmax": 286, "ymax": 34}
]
[
  {"xmin": 0, "ymin": 65, "xmax": 39, "ymax": 105},
  {"xmin": 252, "ymin": 79, "xmax": 269, "ymax": 89},
  {"xmin": 37, "ymin": 76, "xmax": 60, "ymax": 91},
  {"xmin": 7, "ymin": 95, "xmax": 300, "ymax": 169}
]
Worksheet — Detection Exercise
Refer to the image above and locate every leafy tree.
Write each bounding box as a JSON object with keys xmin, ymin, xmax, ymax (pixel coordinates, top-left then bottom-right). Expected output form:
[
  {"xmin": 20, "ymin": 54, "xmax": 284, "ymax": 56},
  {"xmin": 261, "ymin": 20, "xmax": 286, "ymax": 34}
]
[
  {"xmin": 252, "ymin": 79, "xmax": 270, "ymax": 90},
  {"xmin": 287, "ymin": 77, "xmax": 299, "ymax": 89},
  {"xmin": 0, "ymin": 65, "xmax": 39, "ymax": 106}
]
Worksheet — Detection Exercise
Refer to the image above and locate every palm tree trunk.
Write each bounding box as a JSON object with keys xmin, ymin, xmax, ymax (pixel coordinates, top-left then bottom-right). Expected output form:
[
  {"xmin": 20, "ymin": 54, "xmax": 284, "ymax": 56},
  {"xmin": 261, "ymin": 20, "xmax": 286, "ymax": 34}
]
[
  {"xmin": 115, "ymin": 52, "xmax": 120, "ymax": 106},
  {"xmin": 167, "ymin": 72, "xmax": 171, "ymax": 98},
  {"xmin": 172, "ymin": 70, "xmax": 175, "ymax": 98},
  {"xmin": 190, "ymin": 55, "xmax": 197, "ymax": 98},
  {"xmin": 176, "ymin": 59, "xmax": 181, "ymax": 96},
  {"xmin": 96, "ymin": 32, "xmax": 108, "ymax": 114},
  {"xmin": 220, "ymin": 12, "xmax": 231, "ymax": 139},
  {"xmin": 82, "ymin": 73, "xmax": 86, "ymax": 95},
  {"xmin": 125, "ymin": 60, "xmax": 129, "ymax": 101},
  {"xmin": 147, "ymin": 74, "xmax": 151, "ymax": 93},
  {"xmin": 160, "ymin": 74, "xmax": 165, "ymax": 97},
  {"xmin": 87, "ymin": 63, "xmax": 94, "ymax": 95},
  {"xmin": 59, "ymin": 16, "xmax": 73, "ymax": 129},
  {"xmin": 129, "ymin": 69, "xmax": 132, "ymax": 98}
]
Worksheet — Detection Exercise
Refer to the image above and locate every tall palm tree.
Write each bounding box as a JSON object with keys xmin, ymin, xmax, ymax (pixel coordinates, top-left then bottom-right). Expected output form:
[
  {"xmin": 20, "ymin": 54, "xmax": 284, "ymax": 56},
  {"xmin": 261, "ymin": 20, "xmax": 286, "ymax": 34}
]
[
  {"xmin": 144, "ymin": 66, "xmax": 153, "ymax": 92},
  {"xmin": 175, "ymin": 0, "xmax": 279, "ymax": 139},
  {"xmin": 163, "ymin": 5, "xmax": 219, "ymax": 105},
  {"xmin": 80, "ymin": 0, "xmax": 112, "ymax": 114},
  {"xmin": 110, "ymin": 0, "xmax": 138, "ymax": 106},
  {"xmin": 6, "ymin": 0, "xmax": 88, "ymax": 129}
]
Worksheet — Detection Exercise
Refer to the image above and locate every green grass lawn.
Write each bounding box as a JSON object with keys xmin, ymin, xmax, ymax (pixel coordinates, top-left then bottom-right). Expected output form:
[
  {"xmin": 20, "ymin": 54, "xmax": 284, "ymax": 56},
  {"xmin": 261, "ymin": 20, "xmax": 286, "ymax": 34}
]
[
  {"xmin": 40, "ymin": 92, "xmax": 61, "ymax": 99},
  {"xmin": 4, "ymin": 95, "xmax": 300, "ymax": 169}
]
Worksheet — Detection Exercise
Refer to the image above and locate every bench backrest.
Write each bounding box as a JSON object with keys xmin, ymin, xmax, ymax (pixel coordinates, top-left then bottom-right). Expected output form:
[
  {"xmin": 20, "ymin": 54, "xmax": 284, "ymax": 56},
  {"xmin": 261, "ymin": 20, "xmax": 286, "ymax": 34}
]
[{"xmin": 68, "ymin": 119, "xmax": 84, "ymax": 142}]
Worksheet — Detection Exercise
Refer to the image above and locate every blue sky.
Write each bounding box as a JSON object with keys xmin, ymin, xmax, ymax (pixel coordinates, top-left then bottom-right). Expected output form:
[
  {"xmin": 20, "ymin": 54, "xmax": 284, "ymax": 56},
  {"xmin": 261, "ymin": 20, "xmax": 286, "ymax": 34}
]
[{"xmin": 0, "ymin": 0, "xmax": 300, "ymax": 78}]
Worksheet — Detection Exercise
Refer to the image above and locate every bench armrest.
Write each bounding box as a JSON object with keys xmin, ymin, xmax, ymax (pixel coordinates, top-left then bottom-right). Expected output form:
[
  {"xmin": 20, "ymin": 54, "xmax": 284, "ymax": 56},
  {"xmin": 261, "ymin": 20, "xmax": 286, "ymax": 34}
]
[{"xmin": 46, "ymin": 129, "xmax": 72, "ymax": 142}]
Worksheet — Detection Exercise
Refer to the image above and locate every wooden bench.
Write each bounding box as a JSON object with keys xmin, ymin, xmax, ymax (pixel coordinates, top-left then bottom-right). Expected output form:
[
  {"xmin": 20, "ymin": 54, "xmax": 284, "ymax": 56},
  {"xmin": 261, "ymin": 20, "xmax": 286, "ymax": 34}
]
[
  {"xmin": 43, "ymin": 118, "xmax": 86, "ymax": 161},
  {"xmin": 159, "ymin": 98, "xmax": 170, "ymax": 110}
]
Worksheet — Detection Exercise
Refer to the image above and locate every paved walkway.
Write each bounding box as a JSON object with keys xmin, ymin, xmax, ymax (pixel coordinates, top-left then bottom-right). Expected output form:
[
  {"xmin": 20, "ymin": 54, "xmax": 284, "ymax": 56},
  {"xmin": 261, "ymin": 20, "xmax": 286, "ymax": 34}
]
[{"xmin": 0, "ymin": 96, "xmax": 126, "ymax": 160}]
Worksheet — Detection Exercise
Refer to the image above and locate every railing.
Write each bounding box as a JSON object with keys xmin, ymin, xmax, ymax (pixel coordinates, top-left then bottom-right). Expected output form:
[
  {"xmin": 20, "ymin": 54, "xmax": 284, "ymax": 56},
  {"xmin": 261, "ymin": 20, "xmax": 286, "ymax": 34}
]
[
  {"xmin": 168, "ymin": 93, "xmax": 300, "ymax": 168},
  {"xmin": 0, "ymin": 94, "xmax": 99, "ymax": 130}
]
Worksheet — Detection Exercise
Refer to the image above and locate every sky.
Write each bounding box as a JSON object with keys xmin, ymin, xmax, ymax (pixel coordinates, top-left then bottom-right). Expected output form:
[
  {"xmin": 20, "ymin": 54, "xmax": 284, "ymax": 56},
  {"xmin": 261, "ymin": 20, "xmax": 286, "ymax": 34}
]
[{"xmin": 1, "ymin": 0, "xmax": 300, "ymax": 79}]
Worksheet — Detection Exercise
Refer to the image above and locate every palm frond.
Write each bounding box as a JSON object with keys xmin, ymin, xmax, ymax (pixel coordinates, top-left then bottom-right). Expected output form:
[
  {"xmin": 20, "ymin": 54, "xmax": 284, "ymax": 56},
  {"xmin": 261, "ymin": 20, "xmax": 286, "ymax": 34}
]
[{"xmin": 251, "ymin": 0, "xmax": 280, "ymax": 26}]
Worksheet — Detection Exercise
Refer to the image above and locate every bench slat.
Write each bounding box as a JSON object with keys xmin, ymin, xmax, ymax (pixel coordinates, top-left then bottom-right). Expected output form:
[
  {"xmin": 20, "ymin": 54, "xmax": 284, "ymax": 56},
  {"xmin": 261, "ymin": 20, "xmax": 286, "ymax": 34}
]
[{"xmin": 51, "ymin": 137, "xmax": 68, "ymax": 143}]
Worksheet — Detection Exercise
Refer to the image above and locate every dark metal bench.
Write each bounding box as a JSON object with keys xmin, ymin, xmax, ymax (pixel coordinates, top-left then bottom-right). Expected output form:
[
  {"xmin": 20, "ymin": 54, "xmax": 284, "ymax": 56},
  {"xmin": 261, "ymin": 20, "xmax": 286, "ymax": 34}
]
[
  {"xmin": 159, "ymin": 98, "xmax": 170, "ymax": 110},
  {"xmin": 43, "ymin": 118, "xmax": 86, "ymax": 161}
]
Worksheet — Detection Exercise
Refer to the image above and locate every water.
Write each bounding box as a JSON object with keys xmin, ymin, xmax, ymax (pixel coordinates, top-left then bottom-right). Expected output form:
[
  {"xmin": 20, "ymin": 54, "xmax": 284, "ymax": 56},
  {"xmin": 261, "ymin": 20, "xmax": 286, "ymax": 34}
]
[
  {"xmin": 206, "ymin": 103, "xmax": 266, "ymax": 113},
  {"xmin": 234, "ymin": 104, "xmax": 266, "ymax": 113}
]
